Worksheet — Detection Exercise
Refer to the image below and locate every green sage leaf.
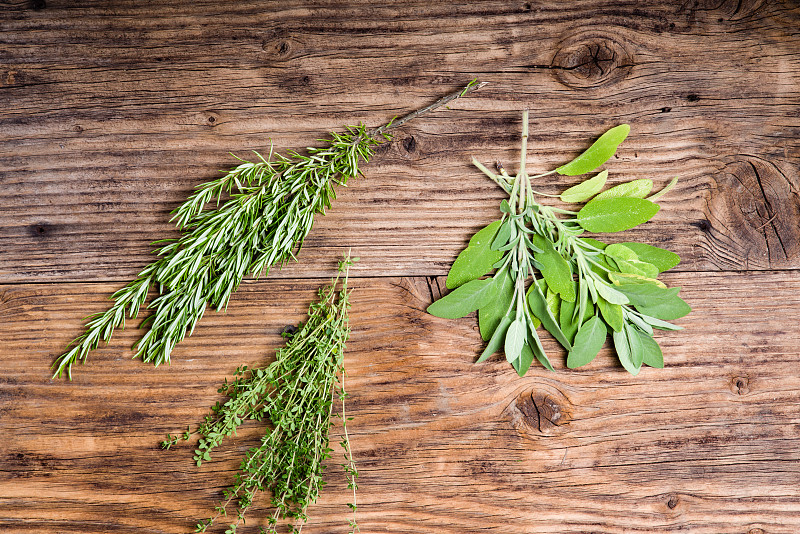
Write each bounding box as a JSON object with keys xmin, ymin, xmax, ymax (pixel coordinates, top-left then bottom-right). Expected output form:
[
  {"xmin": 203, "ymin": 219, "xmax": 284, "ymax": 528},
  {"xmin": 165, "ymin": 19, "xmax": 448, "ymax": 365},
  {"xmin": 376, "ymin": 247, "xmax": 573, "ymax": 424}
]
[
  {"xmin": 559, "ymin": 170, "xmax": 608, "ymax": 203},
  {"xmin": 527, "ymin": 282, "xmax": 572, "ymax": 350},
  {"xmin": 625, "ymin": 322, "xmax": 644, "ymax": 368},
  {"xmin": 594, "ymin": 178, "xmax": 653, "ymax": 201},
  {"xmin": 533, "ymin": 235, "xmax": 575, "ymax": 302},
  {"xmin": 446, "ymin": 220, "xmax": 504, "ymax": 289},
  {"xmin": 639, "ymin": 313, "xmax": 683, "ymax": 331},
  {"xmin": 605, "ymin": 243, "xmax": 639, "ymax": 262},
  {"xmin": 577, "ymin": 198, "xmax": 660, "ymax": 233},
  {"xmin": 620, "ymin": 242, "xmax": 681, "ymax": 272},
  {"xmin": 505, "ymin": 318, "xmax": 526, "ymax": 363},
  {"xmin": 556, "ymin": 124, "xmax": 631, "ymax": 176},
  {"xmin": 477, "ymin": 313, "xmax": 513, "ymax": 363},
  {"xmin": 567, "ymin": 316, "xmax": 607, "ymax": 369},
  {"xmin": 560, "ymin": 281, "xmax": 594, "ymax": 344},
  {"xmin": 634, "ymin": 329, "xmax": 664, "ymax": 368},
  {"xmin": 512, "ymin": 343, "xmax": 536, "ymax": 376},
  {"xmin": 615, "ymin": 280, "xmax": 680, "ymax": 308},
  {"xmin": 616, "ymin": 259, "xmax": 659, "ymax": 279},
  {"xmin": 491, "ymin": 219, "xmax": 513, "ymax": 251},
  {"xmin": 478, "ymin": 269, "xmax": 514, "ymax": 341},
  {"xmin": 427, "ymin": 278, "xmax": 495, "ymax": 319},
  {"xmin": 593, "ymin": 280, "xmax": 629, "ymax": 305},
  {"xmin": 634, "ymin": 294, "xmax": 691, "ymax": 321},
  {"xmin": 613, "ymin": 327, "xmax": 639, "ymax": 375},
  {"xmin": 597, "ymin": 297, "xmax": 623, "ymax": 332}
]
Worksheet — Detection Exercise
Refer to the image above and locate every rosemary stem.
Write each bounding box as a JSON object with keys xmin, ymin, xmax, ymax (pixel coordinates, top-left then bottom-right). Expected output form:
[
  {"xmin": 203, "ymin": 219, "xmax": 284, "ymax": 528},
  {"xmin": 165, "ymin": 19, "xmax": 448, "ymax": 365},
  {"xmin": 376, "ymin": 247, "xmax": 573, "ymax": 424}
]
[{"xmin": 369, "ymin": 80, "xmax": 487, "ymax": 137}]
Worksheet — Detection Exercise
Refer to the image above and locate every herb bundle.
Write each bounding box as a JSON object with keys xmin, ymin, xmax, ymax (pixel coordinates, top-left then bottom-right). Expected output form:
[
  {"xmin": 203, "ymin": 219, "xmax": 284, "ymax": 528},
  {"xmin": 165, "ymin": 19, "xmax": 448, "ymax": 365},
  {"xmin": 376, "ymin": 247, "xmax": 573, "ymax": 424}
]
[
  {"xmin": 428, "ymin": 111, "xmax": 689, "ymax": 376},
  {"xmin": 53, "ymin": 80, "xmax": 486, "ymax": 379},
  {"xmin": 162, "ymin": 255, "xmax": 359, "ymax": 534}
]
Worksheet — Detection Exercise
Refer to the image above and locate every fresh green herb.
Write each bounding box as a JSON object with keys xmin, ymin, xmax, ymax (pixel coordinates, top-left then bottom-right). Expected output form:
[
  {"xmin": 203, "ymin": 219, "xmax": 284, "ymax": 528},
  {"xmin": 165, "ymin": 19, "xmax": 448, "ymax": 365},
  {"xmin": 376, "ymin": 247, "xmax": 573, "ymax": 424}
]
[
  {"xmin": 162, "ymin": 255, "xmax": 359, "ymax": 534},
  {"xmin": 53, "ymin": 81, "xmax": 486, "ymax": 379},
  {"xmin": 429, "ymin": 111, "xmax": 689, "ymax": 376}
]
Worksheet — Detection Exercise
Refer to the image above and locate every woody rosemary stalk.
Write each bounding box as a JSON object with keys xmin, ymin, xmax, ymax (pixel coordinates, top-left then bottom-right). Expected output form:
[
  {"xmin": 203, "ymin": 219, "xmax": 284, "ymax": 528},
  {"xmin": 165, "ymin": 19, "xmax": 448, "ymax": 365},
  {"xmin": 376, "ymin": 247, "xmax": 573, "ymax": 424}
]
[
  {"xmin": 162, "ymin": 255, "xmax": 359, "ymax": 534},
  {"xmin": 53, "ymin": 80, "xmax": 486, "ymax": 379}
]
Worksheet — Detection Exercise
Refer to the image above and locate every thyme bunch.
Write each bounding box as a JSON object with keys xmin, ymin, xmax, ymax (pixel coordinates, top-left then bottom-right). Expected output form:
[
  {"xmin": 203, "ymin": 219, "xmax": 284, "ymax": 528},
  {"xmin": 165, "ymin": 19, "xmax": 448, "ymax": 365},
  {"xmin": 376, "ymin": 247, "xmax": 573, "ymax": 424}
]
[
  {"xmin": 53, "ymin": 80, "xmax": 486, "ymax": 378},
  {"xmin": 163, "ymin": 255, "xmax": 359, "ymax": 534}
]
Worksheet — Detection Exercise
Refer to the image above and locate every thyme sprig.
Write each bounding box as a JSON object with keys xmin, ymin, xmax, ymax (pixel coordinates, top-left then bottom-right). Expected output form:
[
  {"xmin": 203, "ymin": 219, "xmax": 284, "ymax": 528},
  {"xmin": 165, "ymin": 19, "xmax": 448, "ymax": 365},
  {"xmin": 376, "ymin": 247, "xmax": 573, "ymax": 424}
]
[
  {"xmin": 428, "ymin": 111, "xmax": 689, "ymax": 375},
  {"xmin": 53, "ymin": 80, "xmax": 486, "ymax": 379},
  {"xmin": 162, "ymin": 255, "xmax": 359, "ymax": 534}
]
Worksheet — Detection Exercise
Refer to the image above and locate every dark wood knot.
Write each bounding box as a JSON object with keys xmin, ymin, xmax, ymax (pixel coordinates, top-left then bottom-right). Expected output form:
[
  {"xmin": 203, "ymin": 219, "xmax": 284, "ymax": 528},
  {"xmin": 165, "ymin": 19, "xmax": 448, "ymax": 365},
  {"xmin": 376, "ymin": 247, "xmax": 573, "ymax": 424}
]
[
  {"xmin": 707, "ymin": 156, "xmax": 800, "ymax": 268},
  {"xmin": 732, "ymin": 376, "xmax": 750, "ymax": 395},
  {"xmin": 551, "ymin": 30, "xmax": 634, "ymax": 90},
  {"xmin": 402, "ymin": 136, "xmax": 416, "ymax": 154},
  {"xmin": 666, "ymin": 494, "xmax": 679, "ymax": 509},
  {"xmin": 509, "ymin": 386, "xmax": 572, "ymax": 436}
]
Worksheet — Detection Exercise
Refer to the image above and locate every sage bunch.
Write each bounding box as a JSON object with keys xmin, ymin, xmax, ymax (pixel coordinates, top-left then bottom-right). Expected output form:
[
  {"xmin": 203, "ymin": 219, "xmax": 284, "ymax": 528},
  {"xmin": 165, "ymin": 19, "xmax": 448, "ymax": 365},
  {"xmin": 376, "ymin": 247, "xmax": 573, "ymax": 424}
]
[
  {"xmin": 53, "ymin": 80, "xmax": 486, "ymax": 378},
  {"xmin": 162, "ymin": 255, "xmax": 359, "ymax": 534},
  {"xmin": 428, "ymin": 111, "xmax": 689, "ymax": 375}
]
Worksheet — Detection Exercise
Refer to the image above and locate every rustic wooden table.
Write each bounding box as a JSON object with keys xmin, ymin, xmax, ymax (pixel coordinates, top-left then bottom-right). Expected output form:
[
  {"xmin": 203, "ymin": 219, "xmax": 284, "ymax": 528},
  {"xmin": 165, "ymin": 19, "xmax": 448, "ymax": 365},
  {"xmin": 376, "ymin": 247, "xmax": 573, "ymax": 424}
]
[{"xmin": 2, "ymin": 1, "xmax": 800, "ymax": 533}]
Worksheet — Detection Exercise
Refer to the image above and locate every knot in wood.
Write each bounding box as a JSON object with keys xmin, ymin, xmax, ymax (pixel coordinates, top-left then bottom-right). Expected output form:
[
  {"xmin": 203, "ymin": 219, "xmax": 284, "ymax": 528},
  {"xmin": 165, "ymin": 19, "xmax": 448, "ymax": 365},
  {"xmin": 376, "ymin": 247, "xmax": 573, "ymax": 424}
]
[
  {"xmin": 508, "ymin": 386, "xmax": 572, "ymax": 437},
  {"xmin": 708, "ymin": 157, "xmax": 800, "ymax": 268},
  {"xmin": 551, "ymin": 31, "xmax": 634, "ymax": 90},
  {"xmin": 732, "ymin": 376, "xmax": 750, "ymax": 395}
]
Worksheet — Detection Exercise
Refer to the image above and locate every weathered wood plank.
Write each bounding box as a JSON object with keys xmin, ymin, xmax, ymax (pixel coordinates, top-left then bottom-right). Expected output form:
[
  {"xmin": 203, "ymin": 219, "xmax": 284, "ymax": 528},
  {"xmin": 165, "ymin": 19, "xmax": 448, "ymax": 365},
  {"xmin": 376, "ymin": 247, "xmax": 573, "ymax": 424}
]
[
  {"xmin": 1, "ymin": 0, "xmax": 799, "ymax": 282},
  {"xmin": 1, "ymin": 272, "xmax": 799, "ymax": 533}
]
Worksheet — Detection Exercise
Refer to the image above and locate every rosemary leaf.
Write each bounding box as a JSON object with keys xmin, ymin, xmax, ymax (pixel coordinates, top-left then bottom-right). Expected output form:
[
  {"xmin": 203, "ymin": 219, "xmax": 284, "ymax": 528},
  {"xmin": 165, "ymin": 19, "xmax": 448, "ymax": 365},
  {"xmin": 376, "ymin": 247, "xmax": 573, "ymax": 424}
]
[{"xmin": 53, "ymin": 81, "xmax": 486, "ymax": 379}]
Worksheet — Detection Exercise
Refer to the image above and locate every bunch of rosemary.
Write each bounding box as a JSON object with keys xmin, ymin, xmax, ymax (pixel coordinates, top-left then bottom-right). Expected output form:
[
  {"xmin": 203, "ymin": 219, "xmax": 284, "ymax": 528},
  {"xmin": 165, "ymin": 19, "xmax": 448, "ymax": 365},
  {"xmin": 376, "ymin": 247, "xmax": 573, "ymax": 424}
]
[
  {"xmin": 162, "ymin": 255, "xmax": 359, "ymax": 534},
  {"xmin": 53, "ymin": 80, "xmax": 485, "ymax": 379},
  {"xmin": 428, "ymin": 111, "xmax": 689, "ymax": 376}
]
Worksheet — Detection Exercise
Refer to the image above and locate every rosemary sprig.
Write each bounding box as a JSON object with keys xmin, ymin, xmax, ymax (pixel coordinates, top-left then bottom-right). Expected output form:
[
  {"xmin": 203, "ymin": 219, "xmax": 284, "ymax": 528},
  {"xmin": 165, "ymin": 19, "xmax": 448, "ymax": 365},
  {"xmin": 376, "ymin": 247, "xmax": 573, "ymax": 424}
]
[
  {"xmin": 428, "ymin": 111, "xmax": 689, "ymax": 375},
  {"xmin": 162, "ymin": 254, "xmax": 359, "ymax": 534},
  {"xmin": 53, "ymin": 80, "xmax": 486, "ymax": 379}
]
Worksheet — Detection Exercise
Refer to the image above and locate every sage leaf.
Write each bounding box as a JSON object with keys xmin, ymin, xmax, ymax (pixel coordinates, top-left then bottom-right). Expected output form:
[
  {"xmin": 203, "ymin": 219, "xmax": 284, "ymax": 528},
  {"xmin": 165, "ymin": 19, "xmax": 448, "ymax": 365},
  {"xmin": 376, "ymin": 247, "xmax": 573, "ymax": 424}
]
[
  {"xmin": 605, "ymin": 243, "xmax": 639, "ymax": 262},
  {"xmin": 491, "ymin": 219, "xmax": 513, "ymax": 251},
  {"xmin": 613, "ymin": 327, "xmax": 640, "ymax": 375},
  {"xmin": 546, "ymin": 287, "xmax": 561, "ymax": 320},
  {"xmin": 639, "ymin": 313, "xmax": 683, "ymax": 331},
  {"xmin": 615, "ymin": 280, "xmax": 680, "ymax": 308},
  {"xmin": 446, "ymin": 220, "xmax": 503, "ymax": 289},
  {"xmin": 527, "ymin": 282, "xmax": 572, "ymax": 350},
  {"xmin": 582, "ymin": 237, "xmax": 608, "ymax": 250},
  {"xmin": 609, "ymin": 271, "xmax": 666, "ymax": 288},
  {"xmin": 577, "ymin": 198, "xmax": 660, "ymax": 233},
  {"xmin": 477, "ymin": 313, "xmax": 513, "ymax": 363},
  {"xmin": 560, "ymin": 282, "xmax": 594, "ymax": 344},
  {"xmin": 533, "ymin": 235, "xmax": 575, "ymax": 302},
  {"xmin": 567, "ymin": 316, "xmax": 607, "ymax": 369},
  {"xmin": 556, "ymin": 124, "xmax": 630, "ymax": 176},
  {"xmin": 594, "ymin": 280, "xmax": 629, "ymax": 305},
  {"xmin": 627, "ymin": 311, "xmax": 654, "ymax": 336},
  {"xmin": 594, "ymin": 178, "xmax": 653, "ymax": 201},
  {"xmin": 618, "ymin": 259, "xmax": 659, "ymax": 279},
  {"xmin": 560, "ymin": 170, "xmax": 608, "ymax": 203},
  {"xmin": 597, "ymin": 297, "xmax": 623, "ymax": 332},
  {"xmin": 427, "ymin": 278, "xmax": 495, "ymax": 319},
  {"xmin": 620, "ymin": 242, "xmax": 680, "ymax": 272},
  {"xmin": 512, "ymin": 343, "xmax": 536, "ymax": 376},
  {"xmin": 635, "ymin": 329, "xmax": 664, "ymax": 368},
  {"xmin": 634, "ymin": 294, "xmax": 691, "ymax": 321},
  {"xmin": 505, "ymin": 318, "xmax": 526, "ymax": 363},
  {"xmin": 625, "ymin": 323, "xmax": 644, "ymax": 368},
  {"xmin": 478, "ymin": 269, "xmax": 514, "ymax": 341}
]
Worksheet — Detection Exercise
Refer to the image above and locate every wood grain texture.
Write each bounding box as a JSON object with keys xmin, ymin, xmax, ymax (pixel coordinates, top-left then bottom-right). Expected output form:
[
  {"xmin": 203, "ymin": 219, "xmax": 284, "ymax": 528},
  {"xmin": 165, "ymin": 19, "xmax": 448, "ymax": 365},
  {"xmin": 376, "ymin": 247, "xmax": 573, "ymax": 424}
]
[
  {"xmin": 1, "ymin": 0, "xmax": 799, "ymax": 281},
  {"xmin": 2, "ymin": 273, "xmax": 800, "ymax": 533},
  {"xmin": 2, "ymin": 0, "xmax": 800, "ymax": 533}
]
